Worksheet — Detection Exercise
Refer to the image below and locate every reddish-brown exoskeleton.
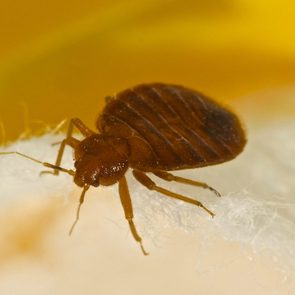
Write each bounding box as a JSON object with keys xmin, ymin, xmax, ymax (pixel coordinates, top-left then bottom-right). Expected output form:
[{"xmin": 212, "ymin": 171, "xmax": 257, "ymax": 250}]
[{"xmin": 0, "ymin": 83, "xmax": 246, "ymax": 255}]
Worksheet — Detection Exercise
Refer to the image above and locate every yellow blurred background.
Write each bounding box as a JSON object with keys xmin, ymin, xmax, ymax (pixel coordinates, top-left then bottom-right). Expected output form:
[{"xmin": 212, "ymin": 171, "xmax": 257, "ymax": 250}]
[{"xmin": 0, "ymin": 0, "xmax": 294, "ymax": 139}]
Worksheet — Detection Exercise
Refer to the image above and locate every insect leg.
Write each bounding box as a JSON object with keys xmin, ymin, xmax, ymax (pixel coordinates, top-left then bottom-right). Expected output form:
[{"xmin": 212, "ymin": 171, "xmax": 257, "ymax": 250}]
[
  {"xmin": 47, "ymin": 118, "xmax": 94, "ymax": 175},
  {"xmin": 133, "ymin": 170, "xmax": 214, "ymax": 217},
  {"xmin": 70, "ymin": 118, "xmax": 95, "ymax": 137},
  {"xmin": 118, "ymin": 175, "xmax": 148, "ymax": 256},
  {"xmin": 153, "ymin": 171, "xmax": 221, "ymax": 197}
]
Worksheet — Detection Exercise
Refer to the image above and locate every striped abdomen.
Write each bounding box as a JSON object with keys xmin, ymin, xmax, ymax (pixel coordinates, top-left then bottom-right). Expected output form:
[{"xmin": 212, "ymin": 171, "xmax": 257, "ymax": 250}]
[{"xmin": 97, "ymin": 83, "xmax": 246, "ymax": 171}]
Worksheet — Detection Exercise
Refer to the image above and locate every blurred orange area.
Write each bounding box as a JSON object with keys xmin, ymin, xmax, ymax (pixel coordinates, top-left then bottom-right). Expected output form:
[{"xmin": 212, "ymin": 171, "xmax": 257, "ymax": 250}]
[
  {"xmin": 0, "ymin": 0, "xmax": 294, "ymax": 140},
  {"xmin": 0, "ymin": 198, "xmax": 63, "ymax": 265}
]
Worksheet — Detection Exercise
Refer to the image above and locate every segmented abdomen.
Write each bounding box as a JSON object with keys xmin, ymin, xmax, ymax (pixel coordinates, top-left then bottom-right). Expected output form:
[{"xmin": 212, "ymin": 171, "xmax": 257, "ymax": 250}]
[{"xmin": 97, "ymin": 83, "xmax": 246, "ymax": 171}]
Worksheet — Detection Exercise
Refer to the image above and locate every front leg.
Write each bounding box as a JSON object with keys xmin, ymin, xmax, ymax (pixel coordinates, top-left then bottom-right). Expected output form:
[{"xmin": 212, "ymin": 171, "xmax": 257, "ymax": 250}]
[{"xmin": 44, "ymin": 118, "xmax": 95, "ymax": 175}]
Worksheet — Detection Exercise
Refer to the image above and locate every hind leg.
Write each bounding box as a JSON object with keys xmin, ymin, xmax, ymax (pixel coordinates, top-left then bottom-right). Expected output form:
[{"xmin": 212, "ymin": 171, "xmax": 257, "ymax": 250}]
[
  {"xmin": 153, "ymin": 170, "xmax": 221, "ymax": 197},
  {"xmin": 133, "ymin": 170, "xmax": 214, "ymax": 217}
]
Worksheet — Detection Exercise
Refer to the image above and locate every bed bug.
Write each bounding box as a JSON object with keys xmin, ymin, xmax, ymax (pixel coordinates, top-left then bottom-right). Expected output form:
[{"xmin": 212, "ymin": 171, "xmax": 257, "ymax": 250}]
[{"xmin": 0, "ymin": 83, "xmax": 246, "ymax": 255}]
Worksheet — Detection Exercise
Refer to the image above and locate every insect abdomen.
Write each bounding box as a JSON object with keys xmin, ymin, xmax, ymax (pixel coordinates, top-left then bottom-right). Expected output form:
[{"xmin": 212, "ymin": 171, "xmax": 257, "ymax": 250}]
[{"xmin": 97, "ymin": 83, "xmax": 246, "ymax": 171}]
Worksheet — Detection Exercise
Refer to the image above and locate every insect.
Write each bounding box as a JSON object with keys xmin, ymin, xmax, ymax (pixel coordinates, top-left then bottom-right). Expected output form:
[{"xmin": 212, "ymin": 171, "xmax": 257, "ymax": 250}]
[{"xmin": 0, "ymin": 83, "xmax": 246, "ymax": 255}]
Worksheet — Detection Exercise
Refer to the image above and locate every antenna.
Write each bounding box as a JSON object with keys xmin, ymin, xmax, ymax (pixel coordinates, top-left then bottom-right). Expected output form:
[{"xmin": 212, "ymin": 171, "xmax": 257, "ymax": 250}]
[{"xmin": 0, "ymin": 151, "xmax": 75, "ymax": 176}]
